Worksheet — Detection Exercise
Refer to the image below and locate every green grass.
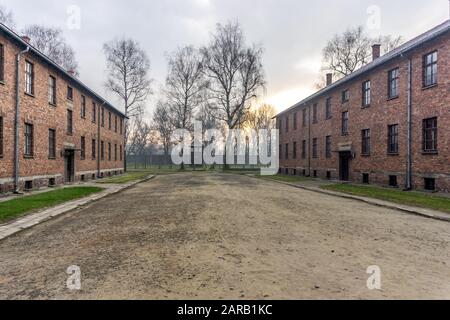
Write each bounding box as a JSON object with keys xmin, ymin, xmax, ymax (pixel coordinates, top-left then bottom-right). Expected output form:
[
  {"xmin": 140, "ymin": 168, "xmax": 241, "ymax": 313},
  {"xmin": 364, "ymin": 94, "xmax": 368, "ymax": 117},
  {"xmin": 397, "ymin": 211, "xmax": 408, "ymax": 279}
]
[
  {"xmin": 322, "ymin": 184, "xmax": 450, "ymax": 213},
  {"xmin": 0, "ymin": 186, "xmax": 103, "ymax": 223},
  {"xmin": 96, "ymin": 172, "xmax": 152, "ymax": 184},
  {"xmin": 258, "ymin": 174, "xmax": 310, "ymax": 183}
]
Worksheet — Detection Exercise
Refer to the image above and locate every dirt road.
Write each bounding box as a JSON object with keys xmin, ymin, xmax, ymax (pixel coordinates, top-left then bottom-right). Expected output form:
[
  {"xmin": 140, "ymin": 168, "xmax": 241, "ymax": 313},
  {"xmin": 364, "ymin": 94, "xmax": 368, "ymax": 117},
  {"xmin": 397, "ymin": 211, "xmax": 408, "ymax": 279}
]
[{"xmin": 0, "ymin": 173, "xmax": 449, "ymax": 299}]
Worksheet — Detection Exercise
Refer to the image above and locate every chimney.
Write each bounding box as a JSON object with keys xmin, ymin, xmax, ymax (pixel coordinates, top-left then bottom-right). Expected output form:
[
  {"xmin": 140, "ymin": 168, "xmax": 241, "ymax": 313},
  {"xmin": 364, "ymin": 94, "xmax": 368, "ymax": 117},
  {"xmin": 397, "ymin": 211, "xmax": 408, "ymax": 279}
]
[
  {"xmin": 372, "ymin": 44, "xmax": 381, "ymax": 60},
  {"xmin": 21, "ymin": 35, "xmax": 30, "ymax": 44},
  {"xmin": 326, "ymin": 73, "xmax": 333, "ymax": 86}
]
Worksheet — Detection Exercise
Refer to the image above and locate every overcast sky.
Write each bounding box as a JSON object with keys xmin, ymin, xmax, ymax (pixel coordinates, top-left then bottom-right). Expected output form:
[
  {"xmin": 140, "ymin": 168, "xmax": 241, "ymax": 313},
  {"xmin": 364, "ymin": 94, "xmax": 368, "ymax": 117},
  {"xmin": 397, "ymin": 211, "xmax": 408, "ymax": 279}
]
[{"xmin": 2, "ymin": 0, "xmax": 449, "ymax": 114}]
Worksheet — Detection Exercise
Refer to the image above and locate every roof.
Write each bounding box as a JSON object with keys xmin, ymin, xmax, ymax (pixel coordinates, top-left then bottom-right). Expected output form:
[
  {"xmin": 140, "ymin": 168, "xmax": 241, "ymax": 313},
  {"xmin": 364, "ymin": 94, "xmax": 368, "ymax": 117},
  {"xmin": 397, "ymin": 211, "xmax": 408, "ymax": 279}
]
[
  {"xmin": 0, "ymin": 22, "xmax": 127, "ymax": 119},
  {"xmin": 276, "ymin": 19, "xmax": 450, "ymax": 118}
]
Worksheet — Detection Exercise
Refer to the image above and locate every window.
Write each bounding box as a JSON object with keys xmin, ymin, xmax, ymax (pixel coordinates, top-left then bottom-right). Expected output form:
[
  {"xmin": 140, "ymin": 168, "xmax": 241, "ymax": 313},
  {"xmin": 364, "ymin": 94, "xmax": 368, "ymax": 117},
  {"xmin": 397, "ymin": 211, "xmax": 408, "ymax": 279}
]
[
  {"xmin": 388, "ymin": 124, "xmax": 399, "ymax": 154},
  {"xmin": 48, "ymin": 129, "xmax": 56, "ymax": 159},
  {"xmin": 25, "ymin": 61, "xmax": 34, "ymax": 95},
  {"xmin": 423, "ymin": 51, "xmax": 437, "ymax": 87},
  {"xmin": 302, "ymin": 140, "xmax": 306, "ymax": 159},
  {"xmin": 325, "ymin": 98, "xmax": 332, "ymax": 119},
  {"xmin": 0, "ymin": 116, "xmax": 4, "ymax": 157},
  {"xmin": 101, "ymin": 107, "xmax": 105, "ymax": 127},
  {"xmin": 108, "ymin": 112, "xmax": 112, "ymax": 130},
  {"xmin": 0, "ymin": 43, "xmax": 4, "ymax": 82},
  {"xmin": 361, "ymin": 129, "xmax": 371, "ymax": 155},
  {"xmin": 114, "ymin": 144, "xmax": 118, "ymax": 161},
  {"xmin": 101, "ymin": 141, "xmax": 104, "ymax": 160},
  {"xmin": 313, "ymin": 104, "xmax": 318, "ymax": 124},
  {"xmin": 293, "ymin": 112, "xmax": 297, "ymax": 130},
  {"xmin": 80, "ymin": 136, "xmax": 86, "ymax": 160},
  {"xmin": 115, "ymin": 115, "xmax": 118, "ymax": 132},
  {"xmin": 325, "ymin": 136, "xmax": 332, "ymax": 158},
  {"xmin": 92, "ymin": 102, "xmax": 97, "ymax": 123},
  {"xmin": 81, "ymin": 95, "xmax": 86, "ymax": 118},
  {"xmin": 313, "ymin": 170, "xmax": 317, "ymax": 178},
  {"xmin": 302, "ymin": 109, "xmax": 307, "ymax": 127},
  {"xmin": 120, "ymin": 119, "xmax": 123, "ymax": 135},
  {"xmin": 293, "ymin": 142, "xmax": 297, "ymax": 159},
  {"xmin": 341, "ymin": 111, "xmax": 349, "ymax": 135},
  {"xmin": 362, "ymin": 173, "xmax": 370, "ymax": 184},
  {"xmin": 388, "ymin": 68, "xmax": 399, "ymax": 99},
  {"xmin": 120, "ymin": 145, "xmax": 123, "ymax": 161},
  {"xmin": 312, "ymin": 138, "xmax": 318, "ymax": 159},
  {"xmin": 278, "ymin": 120, "xmax": 282, "ymax": 132},
  {"xmin": 48, "ymin": 76, "xmax": 56, "ymax": 105},
  {"xmin": 362, "ymin": 80, "xmax": 371, "ymax": 107},
  {"xmin": 49, "ymin": 178, "xmax": 56, "ymax": 186},
  {"xmin": 389, "ymin": 175, "xmax": 398, "ymax": 188},
  {"xmin": 67, "ymin": 109, "xmax": 73, "ymax": 135},
  {"xmin": 67, "ymin": 86, "xmax": 73, "ymax": 101},
  {"xmin": 285, "ymin": 144, "xmax": 289, "ymax": 160},
  {"xmin": 342, "ymin": 89, "xmax": 349, "ymax": 103},
  {"xmin": 423, "ymin": 117, "xmax": 437, "ymax": 152},
  {"xmin": 92, "ymin": 139, "xmax": 96, "ymax": 159},
  {"xmin": 24, "ymin": 123, "xmax": 33, "ymax": 157},
  {"xmin": 285, "ymin": 116, "xmax": 289, "ymax": 132},
  {"xmin": 108, "ymin": 142, "xmax": 111, "ymax": 161},
  {"xmin": 24, "ymin": 180, "xmax": 33, "ymax": 190},
  {"xmin": 326, "ymin": 171, "xmax": 331, "ymax": 180},
  {"xmin": 424, "ymin": 178, "xmax": 436, "ymax": 191}
]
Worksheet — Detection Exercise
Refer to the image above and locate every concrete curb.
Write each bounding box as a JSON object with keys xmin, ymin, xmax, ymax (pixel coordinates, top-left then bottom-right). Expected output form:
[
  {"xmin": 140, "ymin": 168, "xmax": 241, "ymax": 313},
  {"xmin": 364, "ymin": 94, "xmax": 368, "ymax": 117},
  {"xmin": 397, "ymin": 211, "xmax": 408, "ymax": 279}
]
[
  {"xmin": 251, "ymin": 175, "xmax": 450, "ymax": 223},
  {"xmin": 0, "ymin": 175, "xmax": 155, "ymax": 241}
]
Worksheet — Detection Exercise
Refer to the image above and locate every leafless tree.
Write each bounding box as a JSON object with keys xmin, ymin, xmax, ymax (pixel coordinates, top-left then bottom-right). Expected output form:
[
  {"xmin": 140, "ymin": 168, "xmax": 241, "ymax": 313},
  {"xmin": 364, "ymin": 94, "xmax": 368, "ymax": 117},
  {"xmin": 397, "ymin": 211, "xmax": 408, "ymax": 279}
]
[
  {"xmin": 153, "ymin": 101, "xmax": 174, "ymax": 164},
  {"xmin": 103, "ymin": 37, "xmax": 152, "ymax": 169},
  {"xmin": 163, "ymin": 46, "xmax": 207, "ymax": 168},
  {"xmin": 201, "ymin": 21, "xmax": 266, "ymax": 131},
  {"xmin": 0, "ymin": 5, "xmax": 15, "ymax": 28},
  {"xmin": 245, "ymin": 103, "xmax": 276, "ymax": 134},
  {"xmin": 22, "ymin": 25, "xmax": 79, "ymax": 75},
  {"xmin": 321, "ymin": 26, "xmax": 403, "ymax": 81}
]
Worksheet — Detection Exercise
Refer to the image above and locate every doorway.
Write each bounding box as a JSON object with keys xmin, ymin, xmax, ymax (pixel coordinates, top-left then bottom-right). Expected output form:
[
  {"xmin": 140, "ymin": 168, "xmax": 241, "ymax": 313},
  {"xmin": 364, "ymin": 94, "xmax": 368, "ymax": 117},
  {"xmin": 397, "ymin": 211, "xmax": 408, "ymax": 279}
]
[
  {"xmin": 64, "ymin": 149, "xmax": 75, "ymax": 183},
  {"xmin": 339, "ymin": 151, "xmax": 351, "ymax": 181}
]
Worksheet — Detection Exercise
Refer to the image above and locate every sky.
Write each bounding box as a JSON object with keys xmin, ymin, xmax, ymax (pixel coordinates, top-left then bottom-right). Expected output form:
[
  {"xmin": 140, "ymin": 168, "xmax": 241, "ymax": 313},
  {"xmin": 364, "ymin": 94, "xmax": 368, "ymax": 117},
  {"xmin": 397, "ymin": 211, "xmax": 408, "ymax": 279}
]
[{"xmin": 1, "ymin": 0, "xmax": 449, "ymax": 115}]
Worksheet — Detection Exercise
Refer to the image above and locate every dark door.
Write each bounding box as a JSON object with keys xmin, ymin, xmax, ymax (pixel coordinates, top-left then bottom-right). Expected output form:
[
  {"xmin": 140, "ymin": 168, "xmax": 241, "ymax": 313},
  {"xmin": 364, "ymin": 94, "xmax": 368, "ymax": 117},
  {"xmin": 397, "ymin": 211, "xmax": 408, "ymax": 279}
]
[
  {"xmin": 64, "ymin": 150, "xmax": 75, "ymax": 183},
  {"xmin": 339, "ymin": 152, "xmax": 351, "ymax": 181}
]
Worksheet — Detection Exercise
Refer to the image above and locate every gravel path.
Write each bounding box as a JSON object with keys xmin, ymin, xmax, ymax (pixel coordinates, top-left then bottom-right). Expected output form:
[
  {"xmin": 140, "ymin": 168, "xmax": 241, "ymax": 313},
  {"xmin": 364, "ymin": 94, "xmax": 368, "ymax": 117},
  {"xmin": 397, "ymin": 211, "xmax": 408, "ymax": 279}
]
[{"xmin": 0, "ymin": 173, "xmax": 449, "ymax": 299}]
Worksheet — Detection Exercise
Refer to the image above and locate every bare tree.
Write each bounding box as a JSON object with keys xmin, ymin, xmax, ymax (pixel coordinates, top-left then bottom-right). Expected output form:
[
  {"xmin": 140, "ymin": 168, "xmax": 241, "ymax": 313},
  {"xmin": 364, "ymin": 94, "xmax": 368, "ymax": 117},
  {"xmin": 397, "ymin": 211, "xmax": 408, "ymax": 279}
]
[
  {"xmin": 153, "ymin": 101, "xmax": 174, "ymax": 164},
  {"xmin": 103, "ymin": 37, "xmax": 152, "ymax": 169},
  {"xmin": 0, "ymin": 5, "xmax": 15, "ymax": 28},
  {"xmin": 22, "ymin": 25, "xmax": 79, "ymax": 75},
  {"xmin": 321, "ymin": 26, "xmax": 403, "ymax": 80},
  {"xmin": 245, "ymin": 103, "xmax": 277, "ymax": 134},
  {"xmin": 163, "ymin": 46, "xmax": 207, "ymax": 169},
  {"xmin": 201, "ymin": 21, "xmax": 266, "ymax": 131},
  {"xmin": 165, "ymin": 46, "xmax": 206, "ymax": 130}
]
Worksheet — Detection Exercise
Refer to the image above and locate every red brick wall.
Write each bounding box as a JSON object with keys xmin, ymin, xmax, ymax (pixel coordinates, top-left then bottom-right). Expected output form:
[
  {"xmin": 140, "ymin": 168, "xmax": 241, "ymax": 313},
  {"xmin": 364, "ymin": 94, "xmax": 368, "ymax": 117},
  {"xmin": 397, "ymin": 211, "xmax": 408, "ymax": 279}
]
[
  {"xmin": 278, "ymin": 32, "xmax": 450, "ymax": 192},
  {"xmin": 0, "ymin": 32, "xmax": 125, "ymax": 192}
]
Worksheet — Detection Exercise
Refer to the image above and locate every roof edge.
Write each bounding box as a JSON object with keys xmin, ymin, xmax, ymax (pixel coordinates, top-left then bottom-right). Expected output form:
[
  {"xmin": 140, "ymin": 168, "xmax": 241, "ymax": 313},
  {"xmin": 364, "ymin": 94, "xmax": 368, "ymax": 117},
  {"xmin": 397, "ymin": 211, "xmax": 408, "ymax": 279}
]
[
  {"xmin": 276, "ymin": 19, "xmax": 450, "ymax": 118},
  {"xmin": 0, "ymin": 22, "xmax": 127, "ymax": 119}
]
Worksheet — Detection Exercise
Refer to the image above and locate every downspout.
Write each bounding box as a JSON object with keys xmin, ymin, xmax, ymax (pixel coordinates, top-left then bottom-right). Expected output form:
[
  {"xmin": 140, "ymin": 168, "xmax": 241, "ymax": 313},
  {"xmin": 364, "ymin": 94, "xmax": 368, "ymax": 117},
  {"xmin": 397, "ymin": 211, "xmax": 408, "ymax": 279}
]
[
  {"xmin": 307, "ymin": 104, "xmax": 311, "ymax": 177},
  {"xmin": 13, "ymin": 45, "xmax": 30, "ymax": 194},
  {"xmin": 97, "ymin": 102, "xmax": 105, "ymax": 178},
  {"xmin": 405, "ymin": 56, "xmax": 413, "ymax": 190}
]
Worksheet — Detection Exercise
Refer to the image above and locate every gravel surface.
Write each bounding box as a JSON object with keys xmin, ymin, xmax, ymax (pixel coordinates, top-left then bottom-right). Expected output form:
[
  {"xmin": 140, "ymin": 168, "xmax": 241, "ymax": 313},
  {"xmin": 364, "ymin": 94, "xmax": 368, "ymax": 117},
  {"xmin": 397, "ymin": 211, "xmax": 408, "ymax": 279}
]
[{"xmin": 0, "ymin": 173, "xmax": 449, "ymax": 299}]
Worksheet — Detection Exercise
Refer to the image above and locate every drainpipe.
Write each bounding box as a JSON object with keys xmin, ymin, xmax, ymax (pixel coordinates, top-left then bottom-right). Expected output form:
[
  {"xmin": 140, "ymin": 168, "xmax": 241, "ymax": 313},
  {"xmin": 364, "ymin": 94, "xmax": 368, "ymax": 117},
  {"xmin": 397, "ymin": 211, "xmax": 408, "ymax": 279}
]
[
  {"xmin": 97, "ymin": 101, "xmax": 106, "ymax": 178},
  {"xmin": 405, "ymin": 57, "xmax": 413, "ymax": 190},
  {"xmin": 307, "ymin": 104, "xmax": 311, "ymax": 177},
  {"xmin": 13, "ymin": 45, "xmax": 30, "ymax": 194}
]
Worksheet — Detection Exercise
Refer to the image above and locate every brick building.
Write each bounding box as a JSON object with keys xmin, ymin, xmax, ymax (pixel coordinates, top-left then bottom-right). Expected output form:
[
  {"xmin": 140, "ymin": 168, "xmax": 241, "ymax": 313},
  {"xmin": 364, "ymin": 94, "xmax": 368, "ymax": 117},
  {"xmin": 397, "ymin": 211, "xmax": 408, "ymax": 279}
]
[
  {"xmin": 276, "ymin": 20, "xmax": 449, "ymax": 192},
  {"xmin": 0, "ymin": 23, "xmax": 126, "ymax": 193}
]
